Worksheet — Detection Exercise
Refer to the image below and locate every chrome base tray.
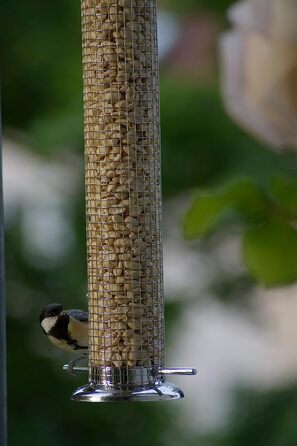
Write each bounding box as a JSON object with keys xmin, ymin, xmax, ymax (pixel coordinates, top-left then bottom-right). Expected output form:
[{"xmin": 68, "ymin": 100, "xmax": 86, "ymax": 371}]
[{"xmin": 71, "ymin": 381, "xmax": 184, "ymax": 402}]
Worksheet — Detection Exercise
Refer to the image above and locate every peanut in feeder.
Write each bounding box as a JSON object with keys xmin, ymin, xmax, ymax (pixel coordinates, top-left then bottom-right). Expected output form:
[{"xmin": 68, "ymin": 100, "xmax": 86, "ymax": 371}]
[{"xmin": 65, "ymin": 0, "xmax": 196, "ymax": 402}]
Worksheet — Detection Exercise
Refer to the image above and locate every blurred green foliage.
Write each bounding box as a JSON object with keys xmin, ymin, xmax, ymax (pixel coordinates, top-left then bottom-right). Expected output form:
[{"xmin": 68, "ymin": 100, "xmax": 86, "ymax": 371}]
[
  {"xmin": 204, "ymin": 386, "xmax": 297, "ymax": 446},
  {"xmin": 161, "ymin": 80, "xmax": 287, "ymax": 196},
  {"xmin": 184, "ymin": 176, "xmax": 297, "ymax": 286},
  {"xmin": 0, "ymin": 0, "xmax": 83, "ymax": 155},
  {"xmin": 2, "ymin": 0, "xmax": 297, "ymax": 445},
  {"xmin": 243, "ymin": 218, "xmax": 297, "ymax": 285},
  {"xmin": 184, "ymin": 178, "xmax": 270, "ymax": 239},
  {"xmin": 271, "ymin": 176, "xmax": 297, "ymax": 217}
]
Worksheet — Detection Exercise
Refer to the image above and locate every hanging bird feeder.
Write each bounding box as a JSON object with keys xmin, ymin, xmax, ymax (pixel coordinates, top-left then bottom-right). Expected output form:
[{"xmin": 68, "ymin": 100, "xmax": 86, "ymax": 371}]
[{"xmin": 64, "ymin": 0, "xmax": 196, "ymax": 402}]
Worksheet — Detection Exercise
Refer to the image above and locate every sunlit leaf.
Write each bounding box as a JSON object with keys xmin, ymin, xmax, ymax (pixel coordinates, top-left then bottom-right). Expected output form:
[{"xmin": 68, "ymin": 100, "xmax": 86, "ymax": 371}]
[
  {"xmin": 243, "ymin": 218, "xmax": 297, "ymax": 286},
  {"xmin": 226, "ymin": 180, "xmax": 269, "ymax": 218},
  {"xmin": 184, "ymin": 179, "xmax": 270, "ymax": 240},
  {"xmin": 271, "ymin": 176, "xmax": 297, "ymax": 217},
  {"xmin": 184, "ymin": 190, "xmax": 230, "ymax": 239}
]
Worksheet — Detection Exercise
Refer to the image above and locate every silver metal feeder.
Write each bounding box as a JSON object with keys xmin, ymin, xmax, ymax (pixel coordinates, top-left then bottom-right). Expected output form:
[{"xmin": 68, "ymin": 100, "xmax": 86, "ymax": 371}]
[{"xmin": 65, "ymin": 0, "xmax": 196, "ymax": 402}]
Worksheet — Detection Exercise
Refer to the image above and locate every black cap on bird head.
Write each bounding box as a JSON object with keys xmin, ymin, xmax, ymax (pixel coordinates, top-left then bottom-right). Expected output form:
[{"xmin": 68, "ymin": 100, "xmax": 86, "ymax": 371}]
[{"xmin": 39, "ymin": 303, "xmax": 63, "ymax": 323}]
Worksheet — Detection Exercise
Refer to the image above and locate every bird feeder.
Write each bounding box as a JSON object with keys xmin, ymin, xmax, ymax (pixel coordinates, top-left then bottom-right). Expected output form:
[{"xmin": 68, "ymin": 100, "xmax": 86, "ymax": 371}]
[{"xmin": 65, "ymin": 0, "xmax": 196, "ymax": 402}]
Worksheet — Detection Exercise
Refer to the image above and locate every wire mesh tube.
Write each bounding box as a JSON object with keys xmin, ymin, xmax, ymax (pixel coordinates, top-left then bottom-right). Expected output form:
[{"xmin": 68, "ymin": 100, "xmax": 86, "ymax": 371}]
[{"xmin": 81, "ymin": 0, "xmax": 164, "ymax": 386}]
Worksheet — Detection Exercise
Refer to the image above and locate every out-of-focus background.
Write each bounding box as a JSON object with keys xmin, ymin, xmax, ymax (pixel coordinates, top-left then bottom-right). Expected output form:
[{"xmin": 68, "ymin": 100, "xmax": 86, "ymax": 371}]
[{"xmin": 1, "ymin": 0, "xmax": 297, "ymax": 445}]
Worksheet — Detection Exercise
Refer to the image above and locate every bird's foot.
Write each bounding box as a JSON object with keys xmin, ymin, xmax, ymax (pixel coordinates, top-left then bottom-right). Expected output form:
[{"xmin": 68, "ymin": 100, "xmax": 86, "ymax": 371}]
[{"xmin": 67, "ymin": 354, "xmax": 88, "ymax": 376}]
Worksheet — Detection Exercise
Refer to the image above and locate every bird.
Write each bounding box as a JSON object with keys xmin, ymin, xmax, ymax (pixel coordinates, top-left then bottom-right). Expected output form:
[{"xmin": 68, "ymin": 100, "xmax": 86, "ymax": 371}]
[{"xmin": 39, "ymin": 303, "xmax": 88, "ymax": 372}]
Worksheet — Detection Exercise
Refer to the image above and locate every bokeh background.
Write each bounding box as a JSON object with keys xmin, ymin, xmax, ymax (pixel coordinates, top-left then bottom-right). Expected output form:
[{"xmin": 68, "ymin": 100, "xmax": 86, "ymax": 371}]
[{"xmin": 1, "ymin": 0, "xmax": 297, "ymax": 445}]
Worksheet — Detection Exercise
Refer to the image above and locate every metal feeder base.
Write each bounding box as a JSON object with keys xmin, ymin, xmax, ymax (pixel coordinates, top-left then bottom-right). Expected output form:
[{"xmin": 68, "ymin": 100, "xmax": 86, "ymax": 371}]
[
  {"xmin": 65, "ymin": 366, "xmax": 196, "ymax": 402},
  {"xmin": 71, "ymin": 381, "xmax": 184, "ymax": 402}
]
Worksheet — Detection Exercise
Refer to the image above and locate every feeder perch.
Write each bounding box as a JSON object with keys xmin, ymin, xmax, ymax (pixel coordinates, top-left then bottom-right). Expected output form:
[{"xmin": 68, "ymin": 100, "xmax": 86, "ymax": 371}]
[{"xmin": 65, "ymin": 0, "xmax": 197, "ymax": 402}]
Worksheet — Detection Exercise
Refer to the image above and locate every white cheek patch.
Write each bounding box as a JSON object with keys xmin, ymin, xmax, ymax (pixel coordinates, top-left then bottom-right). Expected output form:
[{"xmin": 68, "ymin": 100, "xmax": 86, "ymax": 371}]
[{"xmin": 41, "ymin": 316, "xmax": 58, "ymax": 334}]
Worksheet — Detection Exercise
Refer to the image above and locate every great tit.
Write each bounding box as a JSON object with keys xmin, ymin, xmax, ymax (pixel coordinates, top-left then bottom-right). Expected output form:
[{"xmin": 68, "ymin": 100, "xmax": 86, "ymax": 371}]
[{"xmin": 39, "ymin": 303, "xmax": 88, "ymax": 353}]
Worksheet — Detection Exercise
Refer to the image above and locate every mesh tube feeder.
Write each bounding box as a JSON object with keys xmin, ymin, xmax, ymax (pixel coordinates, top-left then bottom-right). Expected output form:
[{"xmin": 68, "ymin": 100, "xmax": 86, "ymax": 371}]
[{"xmin": 66, "ymin": 0, "xmax": 196, "ymax": 402}]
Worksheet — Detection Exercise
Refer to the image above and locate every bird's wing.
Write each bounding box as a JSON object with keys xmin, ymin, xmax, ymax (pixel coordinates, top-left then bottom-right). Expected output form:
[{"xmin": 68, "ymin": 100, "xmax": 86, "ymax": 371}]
[
  {"xmin": 66, "ymin": 309, "xmax": 88, "ymax": 323},
  {"xmin": 67, "ymin": 313, "xmax": 88, "ymax": 350}
]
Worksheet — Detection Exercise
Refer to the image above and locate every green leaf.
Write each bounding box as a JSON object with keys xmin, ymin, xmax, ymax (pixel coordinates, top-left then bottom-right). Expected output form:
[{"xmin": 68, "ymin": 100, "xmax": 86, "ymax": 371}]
[
  {"xmin": 184, "ymin": 190, "xmax": 230, "ymax": 239},
  {"xmin": 271, "ymin": 176, "xmax": 297, "ymax": 217},
  {"xmin": 184, "ymin": 178, "xmax": 270, "ymax": 240},
  {"xmin": 243, "ymin": 219, "xmax": 297, "ymax": 286},
  {"xmin": 226, "ymin": 180, "xmax": 270, "ymax": 218}
]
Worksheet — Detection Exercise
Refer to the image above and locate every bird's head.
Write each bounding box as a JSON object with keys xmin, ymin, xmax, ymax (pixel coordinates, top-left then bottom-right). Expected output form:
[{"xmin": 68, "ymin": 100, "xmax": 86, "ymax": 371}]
[{"xmin": 39, "ymin": 303, "xmax": 63, "ymax": 325}]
